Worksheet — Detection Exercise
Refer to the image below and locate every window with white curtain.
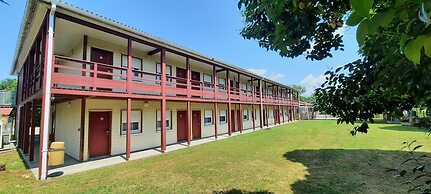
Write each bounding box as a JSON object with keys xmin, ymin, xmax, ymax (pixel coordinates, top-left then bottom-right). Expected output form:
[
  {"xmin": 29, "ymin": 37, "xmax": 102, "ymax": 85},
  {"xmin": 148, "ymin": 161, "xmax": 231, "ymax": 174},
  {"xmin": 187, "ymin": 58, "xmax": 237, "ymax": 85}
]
[
  {"xmin": 156, "ymin": 110, "xmax": 172, "ymax": 131},
  {"xmin": 156, "ymin": 63, "xmax": 172, "ymax": 81},
  {"xmin": 121, "ymin": 110, "xmax": 142, "ymax": 135},
  {"xmin": 121, "ymin": 55, "xmax": 142, "ymax": 79},
  {"xmin": 219, "ymin": 110, "xmax": 227, "ymax": 123},
  {"xmin": 243, "ymin": 109, "xmax": 249, "ymax": 120},
  {"xmin": 204, "ymin": 110, "xmax": 213, "ymax": 125},
  {"xmin": 203, "ymin": 74, "xmax": 212, "ymax": 88}
]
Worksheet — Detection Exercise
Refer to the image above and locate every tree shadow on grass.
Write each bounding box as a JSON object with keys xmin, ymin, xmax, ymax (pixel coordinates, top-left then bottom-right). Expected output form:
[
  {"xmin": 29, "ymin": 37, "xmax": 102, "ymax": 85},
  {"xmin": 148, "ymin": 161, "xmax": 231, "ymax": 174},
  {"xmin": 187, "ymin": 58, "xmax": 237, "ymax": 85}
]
[
  {"xmin": 213, "ymin": 189, "xmax": 273, "ymax": 194},
  {"xmin": 284, "ymin": 149, "xmax": 430, "ymax": 194}
]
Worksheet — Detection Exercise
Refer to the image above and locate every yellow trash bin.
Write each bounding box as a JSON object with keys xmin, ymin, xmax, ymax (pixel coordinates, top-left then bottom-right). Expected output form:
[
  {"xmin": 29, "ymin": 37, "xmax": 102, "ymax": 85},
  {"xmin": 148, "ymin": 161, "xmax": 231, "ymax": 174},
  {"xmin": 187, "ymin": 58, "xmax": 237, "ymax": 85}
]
[{"xmin": 48, "ymin": 142, "xmax": 65, "ymax": 166}]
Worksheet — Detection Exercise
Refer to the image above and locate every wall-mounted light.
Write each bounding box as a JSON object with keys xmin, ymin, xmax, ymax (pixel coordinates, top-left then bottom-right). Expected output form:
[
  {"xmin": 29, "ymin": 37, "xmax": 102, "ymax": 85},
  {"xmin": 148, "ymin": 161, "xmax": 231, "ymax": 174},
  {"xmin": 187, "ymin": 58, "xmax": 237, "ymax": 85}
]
[
  {"xmin": 143, "ymin": 101, "xmax": 150, "ymax": 108},
  {"xmin": 67, "ymin": 102, "xmax": 71, "ymax": 108}
]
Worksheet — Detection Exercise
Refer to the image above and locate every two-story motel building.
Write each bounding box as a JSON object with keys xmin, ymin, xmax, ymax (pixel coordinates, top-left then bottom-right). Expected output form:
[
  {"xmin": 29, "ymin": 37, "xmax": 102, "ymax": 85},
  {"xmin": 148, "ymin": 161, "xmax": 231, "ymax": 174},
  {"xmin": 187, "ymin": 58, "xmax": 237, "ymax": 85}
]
[{"xmin": 12, "ymin": 0, "xmax": 300, "ymax": 180}]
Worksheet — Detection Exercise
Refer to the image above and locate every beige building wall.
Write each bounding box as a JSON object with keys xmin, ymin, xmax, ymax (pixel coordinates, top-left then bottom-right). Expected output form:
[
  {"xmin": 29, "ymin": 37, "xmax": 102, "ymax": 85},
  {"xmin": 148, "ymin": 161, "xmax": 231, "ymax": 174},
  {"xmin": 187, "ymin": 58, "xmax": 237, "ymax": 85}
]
[
  {"xmin": 54, "ymin": 98, "xmax": 269, "ymax": 161},
  {"xmin": 54, "ymin": 99, "xmax": 82, "ymax": 160}
]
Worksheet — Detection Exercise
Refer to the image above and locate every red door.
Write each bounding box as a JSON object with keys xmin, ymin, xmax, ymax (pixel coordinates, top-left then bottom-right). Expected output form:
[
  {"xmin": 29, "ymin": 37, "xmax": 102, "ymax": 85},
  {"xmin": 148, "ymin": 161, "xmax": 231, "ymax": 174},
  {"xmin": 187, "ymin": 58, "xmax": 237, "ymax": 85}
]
[
  {"xmin": 177, "ymin": 111, "xmax": 187, "ymax": 142},
  {"xmin": 89, "ymin": 111, "xmax": 111, "ymax": 158},
  {"xmin": 91, "ymin": 48, "xmax": 113, "ymax": 90},
  {"xmin": 191, "ymin": 71, "xmax": 200, "ymax": 90},
  {"xmin": 192, "ymin": 110, "xmax": 201, "ymax": 139},
  {"xmin": 176, "ymin": 68, "xmax": 187, "ymax": 89},
  {"xmin": 237, "ymin": 110, "xmax": 242, "ymax": 131},
  {"xmin": 230, "ymin": 109, "xmax": 236, "ymax": 132}
]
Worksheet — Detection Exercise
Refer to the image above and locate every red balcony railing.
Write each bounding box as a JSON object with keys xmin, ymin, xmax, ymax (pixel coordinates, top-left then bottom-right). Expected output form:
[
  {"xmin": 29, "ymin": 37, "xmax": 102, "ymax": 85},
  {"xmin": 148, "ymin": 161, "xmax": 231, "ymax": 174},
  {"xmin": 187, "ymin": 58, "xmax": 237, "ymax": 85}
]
[{"xmin": 51, "ymin": 55, "xmax": 299, "ymax": 104}]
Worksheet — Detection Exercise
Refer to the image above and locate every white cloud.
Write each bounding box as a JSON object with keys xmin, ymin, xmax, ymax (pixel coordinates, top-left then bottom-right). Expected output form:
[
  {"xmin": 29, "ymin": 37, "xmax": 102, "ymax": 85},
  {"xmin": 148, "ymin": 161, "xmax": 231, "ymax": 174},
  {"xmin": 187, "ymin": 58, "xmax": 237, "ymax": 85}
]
[
  {"xmin": 300, "ymin": 73, "xmax": 326, "ymax": 96},
  {"xmin": 247, "ymin": 68, "xmax": 268, "ymax": 77},
  {"xmin": 334, "ymin": 24, "xmax": 347, "ymax": 36},
  {"xmin": 247, "ymin": 68, "xmax": 285, "ymax": 82}
]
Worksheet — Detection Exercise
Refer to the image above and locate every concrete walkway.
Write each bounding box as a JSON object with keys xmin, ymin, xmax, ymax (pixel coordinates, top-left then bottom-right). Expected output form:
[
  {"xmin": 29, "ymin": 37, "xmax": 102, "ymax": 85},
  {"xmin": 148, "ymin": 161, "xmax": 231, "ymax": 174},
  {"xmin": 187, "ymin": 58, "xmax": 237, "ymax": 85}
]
[{"xmin": 22, "ymin": 122, "xmax": 292, "ymax": 179}]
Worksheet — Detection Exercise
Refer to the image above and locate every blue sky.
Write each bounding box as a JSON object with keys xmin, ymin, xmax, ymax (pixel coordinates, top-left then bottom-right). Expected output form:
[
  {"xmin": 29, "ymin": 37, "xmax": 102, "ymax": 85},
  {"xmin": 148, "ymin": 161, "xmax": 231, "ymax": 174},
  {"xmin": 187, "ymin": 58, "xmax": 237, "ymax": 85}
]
[{"xmin": 0, "ymin": 0, "xmax": 360, "ymax": 95}]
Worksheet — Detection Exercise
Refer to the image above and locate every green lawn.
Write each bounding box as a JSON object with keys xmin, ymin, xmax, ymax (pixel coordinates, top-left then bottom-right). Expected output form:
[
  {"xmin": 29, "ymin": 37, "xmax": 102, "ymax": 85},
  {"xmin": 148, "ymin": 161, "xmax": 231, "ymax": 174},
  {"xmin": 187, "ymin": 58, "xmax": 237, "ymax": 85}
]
[{"xmin": 1, "ymin": 120, "xmax": 431, "ymax": 193}]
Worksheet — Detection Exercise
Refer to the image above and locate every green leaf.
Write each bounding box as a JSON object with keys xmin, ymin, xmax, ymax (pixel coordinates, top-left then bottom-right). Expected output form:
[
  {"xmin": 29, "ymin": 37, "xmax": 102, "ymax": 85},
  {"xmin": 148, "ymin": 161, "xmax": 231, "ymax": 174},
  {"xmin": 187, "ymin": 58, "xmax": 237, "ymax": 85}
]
[
  {"xmin": 380, "ymin": 9, "xmax": 395, "ymax": 27},
  {"xmin": 350, "ymin": 0, "xmax": 374, "ymax": 18},
  {"xmin": 346, "ymin": 11, "xmax": 363, "ymax": 26},
  {"xmin": 404, "ymin": 36, "xmax": 425, "ymax": 65},
  {"xmin": 400, "ymin": 34, "xmax": 409, "ymax": 51},
  {"xmin": 424, "ymin": 35, "xmax": 431, "ymax": 58},
  {"xmin": 356, "ymin": 19, "xmax": 369, "ymax": 46}
]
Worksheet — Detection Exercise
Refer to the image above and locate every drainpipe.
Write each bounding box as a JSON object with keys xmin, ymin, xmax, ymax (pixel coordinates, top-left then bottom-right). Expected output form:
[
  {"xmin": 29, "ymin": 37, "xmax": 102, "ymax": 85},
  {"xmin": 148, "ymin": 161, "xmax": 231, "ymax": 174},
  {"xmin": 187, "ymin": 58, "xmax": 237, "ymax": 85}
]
[{"xmin": 40, "ymin": 0, "xmax": 58, "ymax": 180}]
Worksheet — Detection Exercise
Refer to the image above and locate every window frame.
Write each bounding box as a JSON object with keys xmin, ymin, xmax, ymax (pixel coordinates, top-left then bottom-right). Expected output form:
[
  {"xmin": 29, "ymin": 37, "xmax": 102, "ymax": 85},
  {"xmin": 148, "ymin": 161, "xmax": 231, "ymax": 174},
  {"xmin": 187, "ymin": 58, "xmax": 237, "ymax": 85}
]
[
  {"xmin": 219, "ymin": 109, "xmax": 227, "ymax": 124},
  {"xmin": 204, "ymin": 109, "xmax": 213, "ymax": 125},
  {"xmin": 203, "ymin": 73, "xmax": 213, "ymax": 88},
  {"xmin": 120, "ymin": 109, "xmax": 143, "ymax": 135},
  {"xmin": 156, "ymin": 62, "xmax": 172, "ymax": 81},
  {"xmin": 243, "ymin": 109, "xmax": 249, "ymax": 121},
  {"xmin": 156, "ymin": 109, "xmax": 173, "ymax": 131},
  {"xmin": 120, "ymin": 54, "xmax": 143, "ymax": 80}
]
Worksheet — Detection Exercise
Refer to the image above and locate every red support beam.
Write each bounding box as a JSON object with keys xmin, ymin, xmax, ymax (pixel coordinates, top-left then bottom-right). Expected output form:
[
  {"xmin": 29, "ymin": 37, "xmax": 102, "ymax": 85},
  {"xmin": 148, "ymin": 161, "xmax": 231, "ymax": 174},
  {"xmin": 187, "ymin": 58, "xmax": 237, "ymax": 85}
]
[
  {"xmin": 127, "ymin": 39, "xmax": 132, "ymax": 95},
  {"xmin": 214, "ymin": 102, "xmax": 218, "ymax": 139},
  {"xmin": 252, "ymin": 104, "xmax": 255, "ymax": 130},
  {"xmin": 278, "ymin": 105, "xmax": 282, "ymax": 125},
  {"xmin": 187, "ymin": 101, "xmax": 191, "ymax": 145},
  {"xmin": 227, "ymin": 102, "xmax": 232, "ymax": 136},
  {"xmin": 213, "ymin": 65, "xmax": 217, "ymax": 100},
  {"xmin": 186, "ymin": 57, "xmax": 191, "ymax": 98},
  {"xmin": 282, "ymin": 105, "xmax": 285, "ymax": 123},
  {"xmin": 29, "ymin": 101, "xmax": 37, "ymax": 161},
  {"xmin": 23, "ymin": 103, "xmax": 30, "ymax": 154},
  {"xmin": 239, "ymin": 103, "xmax": 242, "ymax": 133},
  {"xmin": 126, "ymin": 98, "xmax": 131, "ymax": 160},
  {"xmin": 160, "ymin": 48, "xmax": 167, "ymax": 152},
  {"xmin": 265, "ymin": 105, "xmax": 269, "ymax": 127}
]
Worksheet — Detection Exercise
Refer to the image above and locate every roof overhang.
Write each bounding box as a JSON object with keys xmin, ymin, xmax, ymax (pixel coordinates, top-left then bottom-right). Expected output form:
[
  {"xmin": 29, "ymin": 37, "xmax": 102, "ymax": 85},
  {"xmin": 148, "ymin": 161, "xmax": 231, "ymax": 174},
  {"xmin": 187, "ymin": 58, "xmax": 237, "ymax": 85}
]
[{"xmin": 11, "ymin": 0, "xmax": 299, "ymax": 92}]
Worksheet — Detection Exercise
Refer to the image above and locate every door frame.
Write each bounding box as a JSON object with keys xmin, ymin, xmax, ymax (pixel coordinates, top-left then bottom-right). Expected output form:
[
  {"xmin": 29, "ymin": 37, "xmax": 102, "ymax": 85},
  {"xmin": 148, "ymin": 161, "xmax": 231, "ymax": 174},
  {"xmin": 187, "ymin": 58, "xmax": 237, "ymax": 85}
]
[
  {"xmin": 192, "ymin": 110, "xmax": 201, "ymax": 139},
  {"xmin": 88, "ymin": 110, "xmax": 112, "ymax": 158},
  {"xmin": 176, "ymin": 110, "xmax": 188, "ymax": 142}
]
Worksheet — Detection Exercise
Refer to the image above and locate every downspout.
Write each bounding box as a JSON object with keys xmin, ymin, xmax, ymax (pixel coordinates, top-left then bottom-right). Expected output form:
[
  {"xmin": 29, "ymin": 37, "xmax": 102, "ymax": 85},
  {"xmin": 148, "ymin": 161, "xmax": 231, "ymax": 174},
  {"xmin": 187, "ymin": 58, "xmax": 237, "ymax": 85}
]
[{"xmin": 40, "ymin": 0, "xmax": 58, "ymax": 180}]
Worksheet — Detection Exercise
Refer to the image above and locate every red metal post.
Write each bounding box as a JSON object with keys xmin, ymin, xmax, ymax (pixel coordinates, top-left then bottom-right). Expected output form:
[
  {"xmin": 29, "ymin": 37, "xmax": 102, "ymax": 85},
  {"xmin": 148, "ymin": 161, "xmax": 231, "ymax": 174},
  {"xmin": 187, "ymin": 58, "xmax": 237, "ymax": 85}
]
[
  {"xmin": 127, "ymin": 39, "xmax": 132, "ymax": 95},
  {"xmin": 186, "ymin": 57, "xmax": 191, "ymax": 145},
  {"xmin": 160, "ymin": 48, "xmax": 167, "ymax": 152},
  {"xmin": 23, "ymin": 103, "xmax": 30, "ymax": 154},
  {"xmin": 238, "ymin": 72, "xmax": 241, "ymax": 101},
  {"xmin": 259, "ymin": 80, "xmax": 263, "ymax": 129},
  {"xmin": 282, "ymin": 105, "xmax": 285, "ymax": 123},
  {"xmin": 278, "ymin": 104, "xmax": 282, "ymax": 125},
  {"xmin": 214, "ymin": 102, "xmax": 218, "ymax": 139},
  {"xmin": 213, "ymin": 65, "xmax": 217, "ymax": 100},
  {"xmin": 227, "ymin": 102, "xmax": 231, "ymax": 136},
  {"xmin": 187, "ymin": 101, "xmax": 191, "ymax": 145},
  {"xmin": 252, "ymin": 104, "xmax": 255, "ymax": 130},
  {"xmin": 186, "ymin": 57, "xmax": 191, "ymax": 98},
  {"xmin": 266, "ymin": 105, "xmax": 269, "ymax": 127},
  {"xmin": 239, "ymin": 103, "xmax": 242, "ymax": 133},
  {"xmin": 126, "ymin": 98, "xmax": 131, "ymax": 160},
  {"xmin": 29, "ymin": 100, "xmax": 36, "ymax": 161}
]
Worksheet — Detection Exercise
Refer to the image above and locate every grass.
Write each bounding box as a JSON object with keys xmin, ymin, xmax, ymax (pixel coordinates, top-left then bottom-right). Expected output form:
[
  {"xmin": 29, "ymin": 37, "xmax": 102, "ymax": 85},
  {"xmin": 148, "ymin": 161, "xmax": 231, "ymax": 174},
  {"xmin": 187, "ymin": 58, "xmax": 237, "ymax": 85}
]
[{"xmin": 1, "ymin": 120, "xmax": 431, "ymax": 193}]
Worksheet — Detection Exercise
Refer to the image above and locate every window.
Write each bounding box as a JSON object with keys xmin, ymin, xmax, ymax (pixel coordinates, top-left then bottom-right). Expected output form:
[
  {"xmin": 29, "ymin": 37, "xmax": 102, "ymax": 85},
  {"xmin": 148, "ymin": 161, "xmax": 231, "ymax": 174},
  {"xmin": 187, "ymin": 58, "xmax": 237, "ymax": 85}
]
[
  {"xmin": 219, "ymin": 110, "xmax": 227, "ymax": 124},
  {"xmin": 203, "ymin": 74, "xmax": 212, "ymax": 88},
  {"xmin": 156, "ymin": 62, "xmax": 172, "ymax": 81},
  {"xmin": 121, "ymin": 110, "xmax": 142, "ymax": 135},
  {"xmin": 243, "ymin": 109, "xmax": 249, "ymax": 120},
  {"xmin": 204, "ymin": 110, "xmax": 213, "ymax": 125},
  {"xmin": 121, "ymin": 55, "xmax": 143, "ymax": 79},
  {"xmin": 218, "ymin": 77, "xmax": 226, "ymax": 90},
  {"xmin": 156, "ymin": 110, "xmax": 172, "ymax": 131}
]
